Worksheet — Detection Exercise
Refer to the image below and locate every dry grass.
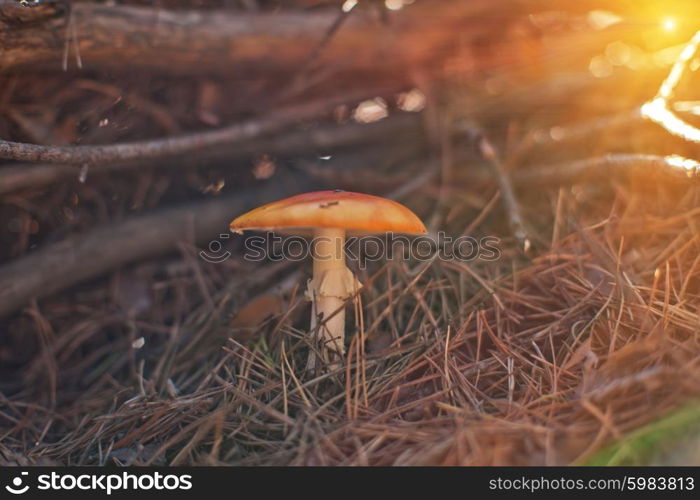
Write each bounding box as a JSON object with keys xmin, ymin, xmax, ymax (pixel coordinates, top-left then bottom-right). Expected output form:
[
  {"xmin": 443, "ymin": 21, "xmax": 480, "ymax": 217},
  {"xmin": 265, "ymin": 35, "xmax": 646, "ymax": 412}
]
[{"xmin": 3, "ymin": 173, "xmax": 700, "ymax": 465}]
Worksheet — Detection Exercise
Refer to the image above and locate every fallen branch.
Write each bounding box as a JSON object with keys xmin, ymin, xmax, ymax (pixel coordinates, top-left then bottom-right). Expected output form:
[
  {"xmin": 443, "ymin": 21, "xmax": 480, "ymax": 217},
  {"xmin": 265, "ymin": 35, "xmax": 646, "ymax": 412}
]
[
  {"xmin": 0, "ymin": 1, "xmax": 500, "ymax": 75},
  {"xmin": 0, "ymin": 112, "xmax": 422, "ymax": 193},
  {"xmin": 301, "ymin": 153, "xmax": 700, "ymax": 200},
  {"xmin": 0, "ymin": 163, "xmax": 77, "ymax": 195},
  {"xmin": 0, "ymin": 170, "xmax": 315, "ymax": 318},
  {"xmin": 0, "ymin": 100, "xmax": 338, "ymax": 165}
]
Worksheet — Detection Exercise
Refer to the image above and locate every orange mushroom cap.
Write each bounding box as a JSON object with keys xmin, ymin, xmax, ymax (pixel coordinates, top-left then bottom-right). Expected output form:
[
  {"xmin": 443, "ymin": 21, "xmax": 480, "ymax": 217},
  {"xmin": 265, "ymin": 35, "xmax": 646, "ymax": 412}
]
[{"xmin": 230, "ymin": 190, "xmax": 427, "ymax": 235}]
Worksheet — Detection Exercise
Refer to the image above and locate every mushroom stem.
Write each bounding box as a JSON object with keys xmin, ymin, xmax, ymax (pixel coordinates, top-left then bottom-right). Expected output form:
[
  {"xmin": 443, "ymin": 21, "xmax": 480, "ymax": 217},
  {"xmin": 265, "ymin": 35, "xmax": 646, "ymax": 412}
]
[{"xmin": 307, "ymin": 227, "xmax": 359, "ymax": 370}]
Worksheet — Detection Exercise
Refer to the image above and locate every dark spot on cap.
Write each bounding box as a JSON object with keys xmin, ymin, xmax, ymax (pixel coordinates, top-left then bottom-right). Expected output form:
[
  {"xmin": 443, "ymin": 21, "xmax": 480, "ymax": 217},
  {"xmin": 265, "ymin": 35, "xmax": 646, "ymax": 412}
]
[{"xmin": 319, "ymin": 201, "xmax": 340, "ymax": 209}]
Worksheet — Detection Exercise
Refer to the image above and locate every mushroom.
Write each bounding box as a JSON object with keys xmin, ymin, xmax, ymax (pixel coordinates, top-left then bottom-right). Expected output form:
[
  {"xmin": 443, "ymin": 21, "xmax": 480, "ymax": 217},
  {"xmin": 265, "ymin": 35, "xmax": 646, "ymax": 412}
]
[{"xmin": 230, "ymin": 190, "xmax": 426, "ymax": 370}]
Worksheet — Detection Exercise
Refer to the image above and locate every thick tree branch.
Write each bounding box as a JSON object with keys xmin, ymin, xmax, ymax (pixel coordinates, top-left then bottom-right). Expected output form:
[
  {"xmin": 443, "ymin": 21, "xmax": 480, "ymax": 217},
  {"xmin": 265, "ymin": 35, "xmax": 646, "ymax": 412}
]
[
  {"xmin": 0, "ymin": 170, "xmax": 315, "ymax": 318},
  {"xmin": 0, "ymin": 1, "xmax": 500, "ymax": 75}
]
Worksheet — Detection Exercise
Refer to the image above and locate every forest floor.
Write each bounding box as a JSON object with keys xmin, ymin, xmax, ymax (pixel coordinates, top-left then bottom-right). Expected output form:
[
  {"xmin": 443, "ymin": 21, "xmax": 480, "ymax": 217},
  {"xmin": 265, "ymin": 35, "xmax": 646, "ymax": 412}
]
[{"xmin": 1, "ymin": 0, "xmax": 700, "ymax": 465}]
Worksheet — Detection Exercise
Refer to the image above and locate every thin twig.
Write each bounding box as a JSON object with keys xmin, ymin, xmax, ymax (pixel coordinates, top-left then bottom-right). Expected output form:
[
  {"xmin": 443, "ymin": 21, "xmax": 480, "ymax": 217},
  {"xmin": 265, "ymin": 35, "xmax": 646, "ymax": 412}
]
[{"xmin": 480, "ymin": 136, "xmax": 531, "ymax": 253}]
